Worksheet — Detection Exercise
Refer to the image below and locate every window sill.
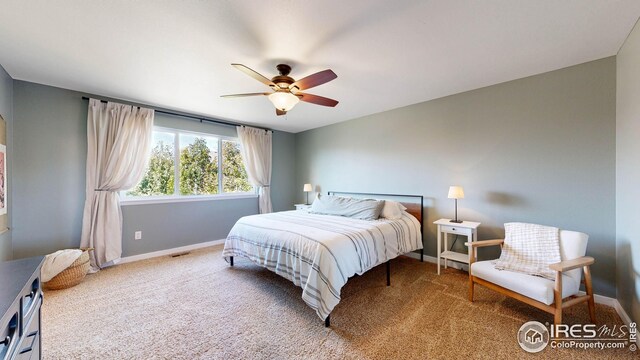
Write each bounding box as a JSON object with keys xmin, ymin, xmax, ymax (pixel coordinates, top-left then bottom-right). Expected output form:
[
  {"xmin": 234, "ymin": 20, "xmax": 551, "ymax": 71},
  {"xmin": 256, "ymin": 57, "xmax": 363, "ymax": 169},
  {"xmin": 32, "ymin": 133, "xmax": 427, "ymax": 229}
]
[{"xmin": 120, "ymin": 193, "xmax": 258, "ymax": 206}]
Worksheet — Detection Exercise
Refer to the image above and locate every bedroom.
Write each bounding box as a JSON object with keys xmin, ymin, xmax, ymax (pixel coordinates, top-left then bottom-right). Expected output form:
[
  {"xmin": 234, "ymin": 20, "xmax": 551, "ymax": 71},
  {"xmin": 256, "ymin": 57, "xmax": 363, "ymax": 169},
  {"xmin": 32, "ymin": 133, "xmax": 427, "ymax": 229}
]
[{"xmin": 0, "ymin": 0, "xmax": 639, "ymax": 359}]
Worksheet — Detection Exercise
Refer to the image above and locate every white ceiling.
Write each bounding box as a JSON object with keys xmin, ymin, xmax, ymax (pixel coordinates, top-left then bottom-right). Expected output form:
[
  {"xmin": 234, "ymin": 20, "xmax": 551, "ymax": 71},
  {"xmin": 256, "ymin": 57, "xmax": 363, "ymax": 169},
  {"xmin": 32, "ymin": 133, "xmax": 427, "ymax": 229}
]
[{"xmin": 1, "ymin": 1, "xmax": 639, "ymax": 133}]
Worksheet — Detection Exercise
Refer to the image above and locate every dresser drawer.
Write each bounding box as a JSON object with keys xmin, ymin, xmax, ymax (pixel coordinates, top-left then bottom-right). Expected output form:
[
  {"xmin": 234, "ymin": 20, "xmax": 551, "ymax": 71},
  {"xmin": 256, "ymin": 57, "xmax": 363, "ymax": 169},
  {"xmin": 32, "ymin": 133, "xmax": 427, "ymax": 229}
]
[
  {"xmin": 13, "ymin": 333, "xmax": 38, "ymax": 360},
  {"xmin": 0, "ymin": 257, "xmax": 44, "ymax": 360},
  {"xmin": 14, "ymin": 295, "xmax": 41, "ymax": 360},
  {"xmin": 440, "ymin": 225, "xmax": 471, "ymax": 236},
  {"xmin": 0, "ymin": 312, "xmax": 19, "ymax": 360},
  {"xmin": 13, "ymin": 333, "xmax": 40, "ymax": 360},
  {"xmin": 20, "ymin": 278, "xmax": 40, "ymax": 336}
]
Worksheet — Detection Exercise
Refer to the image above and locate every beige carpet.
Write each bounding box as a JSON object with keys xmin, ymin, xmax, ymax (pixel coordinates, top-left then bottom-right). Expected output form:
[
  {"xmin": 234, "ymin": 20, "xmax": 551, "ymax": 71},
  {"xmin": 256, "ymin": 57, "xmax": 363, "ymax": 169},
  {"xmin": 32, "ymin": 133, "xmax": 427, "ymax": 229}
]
[{"xmin": 42, "ymin": 245, "xmax": 628, "ymax": 359}]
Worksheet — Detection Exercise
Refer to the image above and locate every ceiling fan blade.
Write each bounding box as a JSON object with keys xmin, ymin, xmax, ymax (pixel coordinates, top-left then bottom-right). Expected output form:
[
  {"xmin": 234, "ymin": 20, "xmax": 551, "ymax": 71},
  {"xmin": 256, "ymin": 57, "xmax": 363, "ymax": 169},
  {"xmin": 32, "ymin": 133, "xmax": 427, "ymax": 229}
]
[
  {"xmin": 290, "ymin": 69, "xmax": 337, "ymax": 91},
  {"xmin": 220, "ymin": 92, "xmax": 270, "ymax": 98},
  {"xmin": 298, "ymin": 93, "xmax": 339, "ymax": 107},
  {"xmin": 276, "ymin": 109, "xmax": 287, "ymax": 116},
  {"xmin": 231, "ymin": 64, "xmax": 277, "ymax": 88}
]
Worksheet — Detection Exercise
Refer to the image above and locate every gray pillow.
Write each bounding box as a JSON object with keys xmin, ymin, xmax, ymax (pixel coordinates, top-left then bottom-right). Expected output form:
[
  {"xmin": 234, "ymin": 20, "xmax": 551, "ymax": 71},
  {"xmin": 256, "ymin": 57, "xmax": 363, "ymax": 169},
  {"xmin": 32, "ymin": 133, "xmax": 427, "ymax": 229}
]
[{"xmin": 310, "ymin": 195, "xmax": 385, "ymax": 220}]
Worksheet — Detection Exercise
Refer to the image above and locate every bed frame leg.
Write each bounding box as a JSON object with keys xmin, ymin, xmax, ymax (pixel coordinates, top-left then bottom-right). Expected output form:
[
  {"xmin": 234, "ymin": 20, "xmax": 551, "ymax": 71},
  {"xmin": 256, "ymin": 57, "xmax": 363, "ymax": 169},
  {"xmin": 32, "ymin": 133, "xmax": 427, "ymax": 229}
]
[
  {"xmin": 230, "ymin": 256, "xmax": 234, "ymax": 267},
  {"xmin": 386, "ymin": 261, "xmax": 391, "ymax": 286},
  {"xmin": 325, "ymin": 315, "xmax": 330, "ymax": 327},
  {"xmin": 420, "ymin": 248, "xmax": 424, "ymax": 262}
]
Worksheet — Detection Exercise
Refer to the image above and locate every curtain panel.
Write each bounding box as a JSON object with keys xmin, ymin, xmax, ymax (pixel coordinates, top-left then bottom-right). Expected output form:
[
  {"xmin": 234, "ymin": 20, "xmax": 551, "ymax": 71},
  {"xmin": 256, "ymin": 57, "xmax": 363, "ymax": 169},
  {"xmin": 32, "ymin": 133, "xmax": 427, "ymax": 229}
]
[
  {"xmin": 236, "ymin": 126, "xmax": 273, "ymax": 214},
  {"xmin": 80, "ymin": 99, "xmax": 154, "ymax": 270}
]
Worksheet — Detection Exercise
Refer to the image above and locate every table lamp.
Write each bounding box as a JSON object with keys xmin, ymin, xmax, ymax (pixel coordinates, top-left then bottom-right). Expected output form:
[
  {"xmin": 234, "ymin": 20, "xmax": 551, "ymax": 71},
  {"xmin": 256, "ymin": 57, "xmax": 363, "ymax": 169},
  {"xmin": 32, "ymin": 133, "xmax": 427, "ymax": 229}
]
[
  {"xmin": 448, "ymin": 186, "xmax": 464, "ymax": 223},
  {"xmin": 303, "ymin": 183, "xmax": 313, "ymax": 205}
]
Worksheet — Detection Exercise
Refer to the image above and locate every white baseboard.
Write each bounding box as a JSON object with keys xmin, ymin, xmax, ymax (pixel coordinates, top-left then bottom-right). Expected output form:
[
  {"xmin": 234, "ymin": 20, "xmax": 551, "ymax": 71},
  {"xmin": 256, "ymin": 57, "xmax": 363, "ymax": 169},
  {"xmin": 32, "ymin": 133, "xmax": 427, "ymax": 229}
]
[
  {"xmin": 575, "ymin": 291, "xmax": 633, "ymax": 325},
  {"xmin": 402, "ymin": 251, "xmax": 634, "ymax": 325},
  {"xmin": 117, "ymin": 239, "xmax": 225, "ymax": 265},
  {"xmin": 612, "ymin": 298, "xmax": 634, "ymax": 325}
]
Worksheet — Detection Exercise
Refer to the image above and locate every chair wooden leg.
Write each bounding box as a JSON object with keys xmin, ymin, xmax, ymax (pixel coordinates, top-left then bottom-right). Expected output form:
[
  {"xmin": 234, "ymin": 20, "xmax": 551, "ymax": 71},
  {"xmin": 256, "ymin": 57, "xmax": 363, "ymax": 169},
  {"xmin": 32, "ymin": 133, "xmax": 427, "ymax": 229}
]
[
  {"xmin": 554, "ymin": 271, "xmax": 563, "ymax": 327},
  {"xmin": 583, "ymin": 265, "xmax": 596, "ymax": 323},
  {"xmin": 468, "ymin": 245, "xmax": 476, "ymax": 302}
]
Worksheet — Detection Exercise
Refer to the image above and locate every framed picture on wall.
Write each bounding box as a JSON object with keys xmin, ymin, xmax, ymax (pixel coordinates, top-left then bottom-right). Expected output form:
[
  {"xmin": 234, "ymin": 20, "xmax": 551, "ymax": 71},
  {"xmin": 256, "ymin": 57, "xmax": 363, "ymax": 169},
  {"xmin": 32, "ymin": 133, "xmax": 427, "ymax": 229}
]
[{"xmin": 0, "ymin": 143, "xmax": 5, "ymax": 215}]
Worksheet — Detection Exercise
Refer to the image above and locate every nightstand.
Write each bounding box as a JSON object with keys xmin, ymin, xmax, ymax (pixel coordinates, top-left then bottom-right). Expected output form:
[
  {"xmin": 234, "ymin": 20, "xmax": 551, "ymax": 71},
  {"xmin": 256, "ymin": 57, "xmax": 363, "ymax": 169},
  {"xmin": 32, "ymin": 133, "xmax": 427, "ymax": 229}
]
[
  {"xmin": 433, "ymin": 218, "xmax": 481, "ymax": 275},
  {"xmin": 294, "ymin": 204, "xmax": 312, "ymax": 210}
]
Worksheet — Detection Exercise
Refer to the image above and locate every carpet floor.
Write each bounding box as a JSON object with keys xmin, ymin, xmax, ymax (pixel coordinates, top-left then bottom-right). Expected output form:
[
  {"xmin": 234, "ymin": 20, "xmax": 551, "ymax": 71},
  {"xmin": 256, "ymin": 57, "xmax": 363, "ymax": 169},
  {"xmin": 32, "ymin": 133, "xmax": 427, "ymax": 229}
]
[{"xmin": 42, "ymin": 245, "xmax": 629, "ymax": 359}]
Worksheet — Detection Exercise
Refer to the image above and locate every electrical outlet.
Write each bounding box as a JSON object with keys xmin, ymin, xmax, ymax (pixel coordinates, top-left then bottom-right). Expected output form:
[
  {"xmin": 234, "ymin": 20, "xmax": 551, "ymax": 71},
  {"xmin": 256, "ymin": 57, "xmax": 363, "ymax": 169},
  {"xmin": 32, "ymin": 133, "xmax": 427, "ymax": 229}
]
[{"xmin": 134, "ymin": 231, "xmax": 142, "ymax": 240}]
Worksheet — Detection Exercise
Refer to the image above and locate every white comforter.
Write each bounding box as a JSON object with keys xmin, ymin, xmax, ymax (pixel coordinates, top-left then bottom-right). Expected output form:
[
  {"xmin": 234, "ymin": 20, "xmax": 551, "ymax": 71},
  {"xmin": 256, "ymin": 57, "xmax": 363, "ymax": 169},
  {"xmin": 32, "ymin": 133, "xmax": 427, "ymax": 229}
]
[{"xmin": 222, "ymin": 210, "xmax": 422, "ymax": 320}]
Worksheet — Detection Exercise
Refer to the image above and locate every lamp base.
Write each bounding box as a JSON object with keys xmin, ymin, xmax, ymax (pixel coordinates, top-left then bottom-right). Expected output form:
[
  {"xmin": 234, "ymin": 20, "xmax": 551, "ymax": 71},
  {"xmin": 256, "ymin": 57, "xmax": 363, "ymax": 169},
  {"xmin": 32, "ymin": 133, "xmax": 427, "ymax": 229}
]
[{"xmin": 449, "ymin": 219, "xmax": 463, "ymax": 223}]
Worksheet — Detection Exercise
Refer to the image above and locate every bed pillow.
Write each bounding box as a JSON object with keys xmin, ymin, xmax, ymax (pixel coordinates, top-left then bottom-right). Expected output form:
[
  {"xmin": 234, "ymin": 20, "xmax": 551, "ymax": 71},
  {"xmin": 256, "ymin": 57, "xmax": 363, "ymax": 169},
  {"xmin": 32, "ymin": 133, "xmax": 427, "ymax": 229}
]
[
  {"xmin": 493, "ymin": 222, "xmax": 561, "ymax": 280},
  {"xmin": 380, "ymin": 200, "xmax": 407, "ymax": 220},
  {"xmin": 310, "ymin": 195, "xmax": 385, "ymax": 220}
]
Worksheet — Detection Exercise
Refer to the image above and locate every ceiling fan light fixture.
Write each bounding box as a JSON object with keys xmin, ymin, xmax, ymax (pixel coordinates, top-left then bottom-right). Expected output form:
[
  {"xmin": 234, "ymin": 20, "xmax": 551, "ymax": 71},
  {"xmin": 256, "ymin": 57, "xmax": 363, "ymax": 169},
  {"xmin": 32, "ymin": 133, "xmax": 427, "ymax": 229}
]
[
  {"xmin": 224, "ymin": 64, "xmax": 338, "ymax": 115},
  {"xmin": 268, "ymin": 91, "xmax": 299, "ymax": 112}
]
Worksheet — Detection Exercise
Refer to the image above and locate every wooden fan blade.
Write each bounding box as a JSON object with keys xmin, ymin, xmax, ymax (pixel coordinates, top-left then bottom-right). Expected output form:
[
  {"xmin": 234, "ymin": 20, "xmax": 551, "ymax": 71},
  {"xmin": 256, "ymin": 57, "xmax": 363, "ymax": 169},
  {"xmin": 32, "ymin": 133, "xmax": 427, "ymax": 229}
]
[
  {"xmin": 290, "ymin": 69, "xmax": 337, "ymax": 91},
  {"xmin": 276, "ymin": 109, "xmax": 286, "ymax": 116},
  {"xmin": 298, "ymin": 93, "xmax": 339, "ymax": 107},
  {"xmin": 220, "ymin": 92, "xmax": 270, "ymax": 98},
  {"xmin": 231, "ymin": 64, "xmax": 277, "ymax": 88}
]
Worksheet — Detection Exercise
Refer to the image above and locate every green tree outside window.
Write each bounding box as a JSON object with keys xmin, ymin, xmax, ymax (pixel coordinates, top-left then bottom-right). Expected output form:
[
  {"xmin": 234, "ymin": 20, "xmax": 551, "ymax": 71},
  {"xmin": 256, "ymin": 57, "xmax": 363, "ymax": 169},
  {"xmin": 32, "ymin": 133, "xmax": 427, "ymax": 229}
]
[
  {"xmin": 180, "ymin": 137, "xmax": 218, "ymax": 195},
  {"xmin": 127, "ymin": 140, "xmax": 174, "ymax": 196},
  {"xmin": 222, "ymin": 140, "xmax": 252, "ymax": 193},
  {"xmin": 127, "ymin": 130, "xmax": 253, "ymax": 197}
]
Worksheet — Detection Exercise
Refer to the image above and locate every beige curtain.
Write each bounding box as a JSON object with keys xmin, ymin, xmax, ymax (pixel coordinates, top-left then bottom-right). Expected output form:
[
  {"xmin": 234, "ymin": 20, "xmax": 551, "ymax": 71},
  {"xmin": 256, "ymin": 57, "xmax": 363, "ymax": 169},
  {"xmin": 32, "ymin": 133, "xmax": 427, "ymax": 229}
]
[
  {"xmin": 80, "ymin": 99, "xmax": 154, "ymax": 270},
  {"xmin": 236, "ymin": 126, "xmax": 272, "ymax": 213}
]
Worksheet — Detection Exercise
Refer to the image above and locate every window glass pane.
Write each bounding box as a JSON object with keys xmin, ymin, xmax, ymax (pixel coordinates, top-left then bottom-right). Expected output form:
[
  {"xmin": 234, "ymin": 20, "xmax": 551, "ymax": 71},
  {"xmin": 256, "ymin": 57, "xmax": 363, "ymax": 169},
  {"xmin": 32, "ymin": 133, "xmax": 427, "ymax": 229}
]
[
  {"xmin": 222, "ymin": 140, "xmax": 253, "ymax": 193},
  {"xmin": 127, "ymin": 131, "xmax": 175, "ymax": 196},
  {"xmin": 179, "ymin": 134, "xmax": 219, "ymax": 195}
]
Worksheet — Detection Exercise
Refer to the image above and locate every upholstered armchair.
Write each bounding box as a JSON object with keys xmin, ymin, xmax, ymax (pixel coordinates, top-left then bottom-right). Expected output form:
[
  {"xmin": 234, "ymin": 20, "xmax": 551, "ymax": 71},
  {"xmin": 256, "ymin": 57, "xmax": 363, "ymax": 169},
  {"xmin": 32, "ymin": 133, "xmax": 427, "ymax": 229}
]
[{"xmin": 466, "ymin": 230, "xmax": 595, "ymax": 326}]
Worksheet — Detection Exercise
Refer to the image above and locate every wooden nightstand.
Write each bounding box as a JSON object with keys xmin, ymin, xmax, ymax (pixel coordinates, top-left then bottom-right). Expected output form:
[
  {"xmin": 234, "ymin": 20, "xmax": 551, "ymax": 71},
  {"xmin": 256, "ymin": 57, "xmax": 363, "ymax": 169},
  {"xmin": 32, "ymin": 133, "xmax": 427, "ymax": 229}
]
[
  {"xmin": 433, "ymin": 218, "xmax": 481, "ymax": 275},
  {"xmin": 294, "ymin": 204, "xmax": 312, "ymax": 210}
]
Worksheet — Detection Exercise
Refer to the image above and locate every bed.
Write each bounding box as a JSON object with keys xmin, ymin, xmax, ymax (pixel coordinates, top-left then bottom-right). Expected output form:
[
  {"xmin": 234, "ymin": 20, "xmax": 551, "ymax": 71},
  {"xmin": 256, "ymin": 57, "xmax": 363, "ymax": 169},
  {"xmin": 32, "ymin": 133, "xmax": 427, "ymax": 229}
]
[{"xmin": 221, "ymin": 192, "xmax": 424, "ymax": 326}]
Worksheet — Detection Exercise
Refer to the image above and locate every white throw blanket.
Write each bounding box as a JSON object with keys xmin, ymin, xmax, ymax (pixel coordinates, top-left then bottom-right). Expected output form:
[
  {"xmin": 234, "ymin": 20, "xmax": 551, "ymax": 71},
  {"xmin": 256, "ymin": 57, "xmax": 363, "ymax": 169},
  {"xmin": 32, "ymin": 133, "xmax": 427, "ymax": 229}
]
[
  {"xmin": 493, "ymin": 222, "xmax": 561, "ymax": 280},
  {"xmin": 42, "ymin": 249, "xmax": 83, "ymax": 282}
]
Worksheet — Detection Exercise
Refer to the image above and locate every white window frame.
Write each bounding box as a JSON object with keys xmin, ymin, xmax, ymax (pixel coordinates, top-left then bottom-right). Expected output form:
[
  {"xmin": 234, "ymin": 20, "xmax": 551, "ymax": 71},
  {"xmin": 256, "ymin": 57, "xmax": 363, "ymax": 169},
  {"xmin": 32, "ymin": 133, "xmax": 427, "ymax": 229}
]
[{"xmin": 120, "ymin": 126, "xmax": 257, "ymax": 205}]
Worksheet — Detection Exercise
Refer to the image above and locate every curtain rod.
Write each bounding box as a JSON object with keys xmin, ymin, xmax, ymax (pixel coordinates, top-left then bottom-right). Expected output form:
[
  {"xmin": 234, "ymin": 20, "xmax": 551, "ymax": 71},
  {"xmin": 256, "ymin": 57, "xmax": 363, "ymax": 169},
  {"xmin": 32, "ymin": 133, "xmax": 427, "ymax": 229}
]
[{"xmin": 81, "ymin": 96, "xmax": 271, "ymax": 131}]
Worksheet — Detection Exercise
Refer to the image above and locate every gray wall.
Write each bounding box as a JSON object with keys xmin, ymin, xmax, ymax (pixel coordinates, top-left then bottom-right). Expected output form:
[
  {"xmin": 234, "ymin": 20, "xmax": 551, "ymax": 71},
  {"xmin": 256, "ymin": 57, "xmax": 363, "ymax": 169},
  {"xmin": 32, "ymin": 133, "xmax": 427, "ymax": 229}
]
[
  {"xmin": 12, "ymin": 81, "xmax": 296, "ymax": 259},
  {"xmin": 616, "ymin": 20, "xmax": 640, "ymax": 323},
  {"xmin": 0, "ymin": 64, "xmax": 12, "ymax": 261},
  {"xmin": 296, "ymin": 57, "xmax": 617, "ymax": 297}
]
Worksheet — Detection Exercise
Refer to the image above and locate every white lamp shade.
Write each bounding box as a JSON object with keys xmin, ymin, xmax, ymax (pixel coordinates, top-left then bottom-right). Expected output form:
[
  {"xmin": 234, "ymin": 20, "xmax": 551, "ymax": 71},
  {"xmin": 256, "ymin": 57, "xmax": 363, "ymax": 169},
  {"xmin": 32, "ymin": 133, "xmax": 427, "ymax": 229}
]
[
  {"xmin": 447, "ymin": 186, "xmax": 464, "ymax": 199},
  {"xmin": 303, "ymin": 183, "xmax": 313, "ymax": 192},
  {"xmin": 268, "ymin": 92, "xmax": 300, "ymax": 111}
]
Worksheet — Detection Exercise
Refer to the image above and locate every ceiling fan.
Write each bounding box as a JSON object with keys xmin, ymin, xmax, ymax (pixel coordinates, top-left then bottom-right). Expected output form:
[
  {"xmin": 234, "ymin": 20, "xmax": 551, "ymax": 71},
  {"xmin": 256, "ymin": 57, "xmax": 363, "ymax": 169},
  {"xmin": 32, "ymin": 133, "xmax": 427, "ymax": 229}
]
[{"xmin": 221, "ymin": 63, "xmax": 338, "ymax": 116}]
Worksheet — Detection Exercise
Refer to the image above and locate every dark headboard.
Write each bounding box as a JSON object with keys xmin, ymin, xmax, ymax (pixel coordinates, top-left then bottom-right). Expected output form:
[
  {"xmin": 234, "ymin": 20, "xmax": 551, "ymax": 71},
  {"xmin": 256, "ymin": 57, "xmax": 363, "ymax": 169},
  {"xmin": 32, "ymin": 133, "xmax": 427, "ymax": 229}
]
[{"xmin": 326, "ymin": 191, "xmax": 423, "ymax": 228}]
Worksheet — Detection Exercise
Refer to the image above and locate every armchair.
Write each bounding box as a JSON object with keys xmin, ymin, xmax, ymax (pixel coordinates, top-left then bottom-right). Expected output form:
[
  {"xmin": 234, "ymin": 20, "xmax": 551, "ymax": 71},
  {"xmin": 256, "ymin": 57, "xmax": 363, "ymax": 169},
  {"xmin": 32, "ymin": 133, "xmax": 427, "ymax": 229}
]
[{"xmin": 465, "ymin": 230, "xmax": 595, "ymax": 326}]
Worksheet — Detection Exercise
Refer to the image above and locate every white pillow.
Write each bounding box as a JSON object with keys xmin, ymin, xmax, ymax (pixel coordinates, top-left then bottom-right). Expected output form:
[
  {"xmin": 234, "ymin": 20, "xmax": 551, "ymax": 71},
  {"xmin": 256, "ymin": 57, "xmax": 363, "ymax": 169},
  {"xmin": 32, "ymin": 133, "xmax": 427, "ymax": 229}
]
[
  {"xmin": 310, "ymin": 195, "xmax": 385, "ymax": 220},
  {"xmin": 380, "ymin": 201, "xmax": 407, "ymax": 220}
]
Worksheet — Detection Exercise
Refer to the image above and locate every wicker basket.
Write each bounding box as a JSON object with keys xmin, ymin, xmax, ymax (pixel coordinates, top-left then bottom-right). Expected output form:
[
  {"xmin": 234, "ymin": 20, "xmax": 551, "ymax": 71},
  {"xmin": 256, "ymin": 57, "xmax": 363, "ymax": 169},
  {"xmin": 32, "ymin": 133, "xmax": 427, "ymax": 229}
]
[{"xmin": 43, "ymin": 248, "xmax": 93, "ymax": 291}]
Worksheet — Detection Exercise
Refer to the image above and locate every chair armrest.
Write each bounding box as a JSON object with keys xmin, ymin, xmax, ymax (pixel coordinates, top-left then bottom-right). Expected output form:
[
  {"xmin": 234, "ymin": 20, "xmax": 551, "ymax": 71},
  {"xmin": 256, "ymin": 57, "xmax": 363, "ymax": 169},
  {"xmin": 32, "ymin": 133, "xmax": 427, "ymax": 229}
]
[
  {"xmin": 465, "ymin": 239, "xmax": 504, "ymax": 248},
  {"xmin": 549, "ymin": 256, "xmax": 595, "ymax": 272}
]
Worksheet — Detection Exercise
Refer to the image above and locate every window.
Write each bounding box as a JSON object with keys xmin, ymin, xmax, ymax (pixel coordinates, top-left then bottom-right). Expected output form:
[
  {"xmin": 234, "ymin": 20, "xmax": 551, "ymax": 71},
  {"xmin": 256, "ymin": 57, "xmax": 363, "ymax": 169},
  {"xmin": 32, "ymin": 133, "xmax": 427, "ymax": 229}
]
[{"xmin": 125, "ymin": 127, "xmax": 253, "ymax": 201}]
